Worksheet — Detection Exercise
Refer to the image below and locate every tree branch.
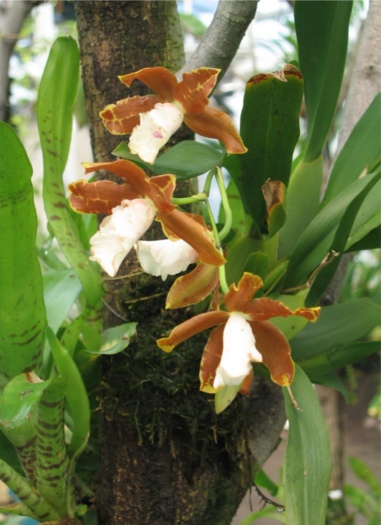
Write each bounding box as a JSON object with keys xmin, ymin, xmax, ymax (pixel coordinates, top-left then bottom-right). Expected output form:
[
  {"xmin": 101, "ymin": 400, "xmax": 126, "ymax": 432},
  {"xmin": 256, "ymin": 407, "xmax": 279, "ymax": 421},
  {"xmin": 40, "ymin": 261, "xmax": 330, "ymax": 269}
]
[
  {"xmin": 0, "ymin": 0, "xmax": 38, "ymax": 122},
  {"xmin": 180, "ymin": 0, "xmax": 259, "ymax": 82}
]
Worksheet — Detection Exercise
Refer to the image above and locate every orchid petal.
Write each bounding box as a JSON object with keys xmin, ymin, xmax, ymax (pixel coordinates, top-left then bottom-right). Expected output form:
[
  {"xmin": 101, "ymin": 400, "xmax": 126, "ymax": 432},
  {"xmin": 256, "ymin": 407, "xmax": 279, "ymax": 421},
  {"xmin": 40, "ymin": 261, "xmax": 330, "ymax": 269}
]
[
  {"xmin": 69, "ymin": 180, "xmax": 133, "ymax": 215},
  {"xmin": 100, "ymin": 95, "xmax": 163, "ymax": 135},
  {"xmin": 184, "ymin": 106, "xmax": 247, "ymax": 154},
  {"xmin": 90, "ymin": 199, "xmax": 156, "ymax": 277},
  {"xmin": 213, "ymin": 313, "xmax": 262, "ymax": 389},
  {"xmin": 135, "ymin": 239, "xmax": 198, "ymax": 280},
  {"xmin": 243, "ymin": 297, "xmax": 321, "ymax": 322},
  {"xmin": 82, "ymin": 160, "xmax": 150, "ymax": 197},
  {"xmin": 118, "ymin": 67, "xmax": 178, "ymax": 101},
  {"xmin": 157, "ymin": 310, "xmax": 229, "ymax": 353},
  {"xmin": 249, "ymin": 320, "xmax": 295, "ymax": 386},
  {"xmin": 172, "ymin": 68, "xmax": 220, "ymax": 116},
  {"xmin": 158, "ymin": 209, "xmax": 226, "ymax": 266},
  {"xmin": 129, "ymin": 102, "xmax": 184, "ymax": 164},
  {"xmin": 225, "ymin": 273, "xmax": 264, "ymax": 312},
  {"xmin": 166, "ymin": 263, "xmax": 219, "ymax": 310},
  {"xmin": 147, "ymin": 174, "xmax": 176, "ymax": 215},
  {"xmin": 199, "ymin": 325, "xmax": 224, "ymax": 393}
]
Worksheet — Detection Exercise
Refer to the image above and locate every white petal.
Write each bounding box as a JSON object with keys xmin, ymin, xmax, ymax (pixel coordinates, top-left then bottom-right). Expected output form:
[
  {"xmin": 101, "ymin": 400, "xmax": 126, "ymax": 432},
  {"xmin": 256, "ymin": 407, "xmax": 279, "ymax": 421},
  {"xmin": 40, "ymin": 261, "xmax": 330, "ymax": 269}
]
[
  {"xmin": 213, "ymin": 312, "xmax": 263, "ymax": 389},
  {"xmin": 90, "ymin": 199, "xmax": 156, "ymax": 277},
  {"xmin": 128, "ymin": 102, "xmax": 184, "ymax": 164},
  {"xmin": 135, "ymin": 239, "xmax": 198, "ymax": 280}
]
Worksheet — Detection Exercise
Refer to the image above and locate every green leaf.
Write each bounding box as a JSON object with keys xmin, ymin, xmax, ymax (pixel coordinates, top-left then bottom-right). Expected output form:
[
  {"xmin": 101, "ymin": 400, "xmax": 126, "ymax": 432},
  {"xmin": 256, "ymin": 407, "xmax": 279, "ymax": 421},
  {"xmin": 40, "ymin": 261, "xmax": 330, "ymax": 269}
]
[
  {"xmin": 43, "ymin": 269, "xmax": 82, "ymax": 333},
  {"xmin": 0, "ymin": 430, "xmax": 23, "ymax": 475},
  {"xmin": 282, "ymin": 171, "xmax": 380, "ymax": 289},
  {"xmin": 239, "ymin": 66, "xmax": 303, "ymax": 234},
  {"xmin": 113, "ymin": 140, "xmax": 224, "ymax": 178},
  {"xmin": 218, "ymin": 177, "xmax": 252, "ymax": 242},
  {"xmin": 47, "ymin": 328, "xmax": 90, "ymax": 458},
  {"xmin": 346, "ymin": 180, "xmax": 381, "ymax": 250},
  {"xmin": 290, "ymin": 298, "xmax": 380, "ymax": 361},
  {"xmin": 83, "ymin": 322, "xmax": 137, "ymax": 355},
  {"xmin": 299, "ymin": 341, "xmax": 380, "ymax": 379},
  {"xmin": 253, "ymin": 469, "xmax": 279, "ymax": 497},
  {"xmin": 321, "ymin": 93, "xmax": 381, "ymax": 207},
  {"xmin": 348, "ymin": 457, "xmax": 380, "ymax": 499},
  {"xmin": 0, "ymin": 374, "xmax": 52, "ymax": 428},
  {"xmin": 0, "ymin": 122, "xmax": 46, "ymax": 388},
  {"xmin": 283, "ymin": 366, "xmax": 331, "ymax": 525},
  {"xmin": 36, "ymin": 36, "xmax": 102, "ymax": 307},
  {"xmin": 306, "ymin": 172, "xmax": 379, "ymax": 306},
  {"xmin": 346, "ymin": 225, "xmax": 381, "ymax": 253},
  {"xmin": 295, "ymin": 1, "xmax": 353, "ymax": 161},
  {"xmin": 278, "ymin": 156, "xmax": 323, "ymax": 258}
]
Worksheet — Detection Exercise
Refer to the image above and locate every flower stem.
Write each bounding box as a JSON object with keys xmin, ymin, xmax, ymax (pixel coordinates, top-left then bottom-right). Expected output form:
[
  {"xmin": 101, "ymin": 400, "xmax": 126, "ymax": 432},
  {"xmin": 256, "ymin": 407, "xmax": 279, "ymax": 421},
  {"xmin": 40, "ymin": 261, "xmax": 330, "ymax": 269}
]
[{"xmin": 215, "ymin": 166, "xmax": 232, "ymax": 241}]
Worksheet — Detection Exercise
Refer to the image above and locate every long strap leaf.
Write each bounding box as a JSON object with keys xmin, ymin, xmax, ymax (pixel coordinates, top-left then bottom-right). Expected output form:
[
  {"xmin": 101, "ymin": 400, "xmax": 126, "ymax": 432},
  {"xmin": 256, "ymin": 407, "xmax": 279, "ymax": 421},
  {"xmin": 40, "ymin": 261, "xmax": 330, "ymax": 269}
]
[{"xmin": 36, "ymin": 36, "xmax": 102, "ymax": 307}]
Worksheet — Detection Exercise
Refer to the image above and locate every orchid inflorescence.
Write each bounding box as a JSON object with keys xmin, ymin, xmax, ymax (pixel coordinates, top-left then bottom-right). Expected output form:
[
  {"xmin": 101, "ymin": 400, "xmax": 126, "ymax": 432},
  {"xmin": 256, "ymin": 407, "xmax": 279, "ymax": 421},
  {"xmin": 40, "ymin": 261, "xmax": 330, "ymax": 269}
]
[{"xmin": 69, "ymin": 66, "xmax": 320, "ymax": 412}]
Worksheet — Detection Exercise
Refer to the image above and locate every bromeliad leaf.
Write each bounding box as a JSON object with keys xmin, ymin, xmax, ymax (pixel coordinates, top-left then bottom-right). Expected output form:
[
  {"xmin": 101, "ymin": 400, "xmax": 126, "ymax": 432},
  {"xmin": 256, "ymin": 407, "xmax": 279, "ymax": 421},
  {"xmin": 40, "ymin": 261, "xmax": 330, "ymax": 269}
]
[
  {"xmin": 0, "ymin": 122, "xmax": 46, "ymax": 388},
  {"xmin": 37, "ymin": 36, "xmax": 102, "ymax": 307}
]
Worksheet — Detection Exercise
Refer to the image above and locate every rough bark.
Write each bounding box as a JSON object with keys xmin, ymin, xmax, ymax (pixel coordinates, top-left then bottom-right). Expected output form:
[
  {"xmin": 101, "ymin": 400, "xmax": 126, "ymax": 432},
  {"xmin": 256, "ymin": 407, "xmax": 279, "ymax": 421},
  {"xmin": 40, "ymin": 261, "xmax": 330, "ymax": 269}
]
[{"xmin": 74, "ymin": 2, "xmax": 283, "ymax": 524}]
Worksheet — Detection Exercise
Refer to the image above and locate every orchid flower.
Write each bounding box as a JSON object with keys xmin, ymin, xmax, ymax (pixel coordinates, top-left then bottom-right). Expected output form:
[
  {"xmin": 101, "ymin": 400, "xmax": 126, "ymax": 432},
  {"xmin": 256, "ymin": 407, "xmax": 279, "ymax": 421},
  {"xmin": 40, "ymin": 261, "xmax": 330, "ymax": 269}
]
[
  {"xmin": 135, "ymin": 239, "xmax": 198, "ymax": 281},
  {"xmin": 157, "ymin": 273, "xmax": 320, "ymax": 394},
  {"xmin": 68, "ymin": 159, "xmax": 225, "ymax": 277},
  {"xmin": 100, "ymin": 67, "xmax": 247, "ymax": 163}
]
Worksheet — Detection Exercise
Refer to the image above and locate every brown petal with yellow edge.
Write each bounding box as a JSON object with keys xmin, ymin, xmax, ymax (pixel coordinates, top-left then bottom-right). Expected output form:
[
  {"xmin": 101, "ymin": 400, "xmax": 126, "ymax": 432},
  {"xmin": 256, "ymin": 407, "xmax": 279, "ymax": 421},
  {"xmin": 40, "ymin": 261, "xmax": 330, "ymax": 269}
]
[
  {"xmin": 68, "ymin": 180, "xmax": 133, "ymax": 215},
  {"xmin": 173, "ymin": 68, "xmax": 220, "ymax": 116},
  {"xmin": 83, "ymin": 159, "xmax": 150, "ymax": 197},
  {"xmin": 243, "ymin": 298, "xmax": 321, "ymax": 322},
  {"xmin": 166, "ymin": 263, "xmax": 219, "ymax": 310},
  {"xmin": 225, "ymin": 272, "xmax": 264, "ymax": 312},
  {"xmin": 100, "ymin": 94, "xmax": 163, "ymax": 135},
  {"xmin": 249, "ymin": 320, "xmax": 295, "ymax": 386},
  {"xmin": 158, "ymin": 209, "xmax": 226, "ymax": 266},
  {"xmin": 184, "ymin": 106, "xmax": 247, "ymax": 154},
  {"xmin": 118, "ymin": 67, "xmax": 178, "ymax": 100},
  {"xmin": 147, "ymin": 174, "xmax": 176, "ymax": 214},
  {"xmin": 199, "ymin": 324, "xmax": 225, "ymax": 393},
  {"xmin": 157, "ymin": 310, "xmax": 229, "ymax": 353}
]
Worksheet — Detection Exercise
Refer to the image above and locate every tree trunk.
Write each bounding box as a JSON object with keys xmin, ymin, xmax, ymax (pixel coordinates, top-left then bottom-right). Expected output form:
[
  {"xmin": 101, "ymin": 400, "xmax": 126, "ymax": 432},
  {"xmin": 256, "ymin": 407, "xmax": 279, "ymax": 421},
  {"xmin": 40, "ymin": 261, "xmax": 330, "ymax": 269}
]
[{"xmin": 74, "ymin": 2, "xmax": 283, "ymax": 523}]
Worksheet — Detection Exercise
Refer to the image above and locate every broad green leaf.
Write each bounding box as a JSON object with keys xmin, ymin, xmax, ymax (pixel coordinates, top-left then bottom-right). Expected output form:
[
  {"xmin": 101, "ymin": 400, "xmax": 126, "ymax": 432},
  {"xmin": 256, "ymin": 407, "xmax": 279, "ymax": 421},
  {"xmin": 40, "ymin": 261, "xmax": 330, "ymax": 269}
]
[
  {"xmin": 37, "ymin": 37, "xmax": 102, "ymax": 306},
  {"xmin": 0, "ymin": 374, "xmax": 52, "ymax": 428},
  {"xmin": 348, "ymin": 457, "xmax": 380, "ymax": 498},
  {"xmin": 278, "ymin": 156, "xmax": 323, "ymax": 258},
  {"xmin": 0, "ymin": 122, "xmax": 46, "ymax": 388},
  {"xmin": 113, "ymin": 140, "xmax": 224, "ymax": 178},
  {"xmin": 83, "ymin": 322, "xmax": 137, "ymax": 355},
  {"xmin": 0, "ymin": 430, "xmax": 23, "ymax": 474},
  {"xmin": 295, "ymin": 1, "xmax": 353, "ymax": 161},
  {"xmin": 225, "ymin": 235, "xmax": 265, "ymax": 287},
  {"xmin": 239, "ymin": 66, "xmax": 303, "ymax": 234},
  {"xmin": 290, "ymin": 298, "xmax": 380, "ymax": 361},
  {"xmin": 321, "ymin": 93, "xmax": 381, "ymax": 207},
  {"xmin": 306, "ymin": 172, "xmax": 379, "ymax": 306},
  {"xmin": 299, "ymin": 341, "xmax": 380, "ymax": 378},
  {"xmin": 43, "ymin": 269, "xmax": 82, "ymax": 333},
  {"xmin": 283, "ymin": 366, "xmax": 331, "ymax": 525},
  {"xmin": 346, "ymin": 181, "xmax": 381, "ymax": 249},
  {"xmin": 346, "ymin": 225, "xmax": 381, "ymax": 253},
  {"xmin": 282, "ymin": 171, "xmax": 379, "ymax": 289}
]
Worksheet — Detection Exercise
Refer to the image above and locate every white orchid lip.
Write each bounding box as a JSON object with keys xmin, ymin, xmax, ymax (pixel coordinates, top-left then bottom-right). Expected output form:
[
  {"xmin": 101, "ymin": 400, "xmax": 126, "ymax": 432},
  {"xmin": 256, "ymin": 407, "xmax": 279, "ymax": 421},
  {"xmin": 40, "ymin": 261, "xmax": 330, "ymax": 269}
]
[
  {"xmin": 213, "ymin": 312, "xmax": 263, "ymax": 389},
  {"xmin": 135, "ymin": 239, "xmax": 198, "ymax": 280},
  {"xmin": 128, "ymin": 102, "xmax": 184, "ymax": 164},
  {"xmin": 89, "ymin": 198, "xmax": 156, "ymax": 277}
]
